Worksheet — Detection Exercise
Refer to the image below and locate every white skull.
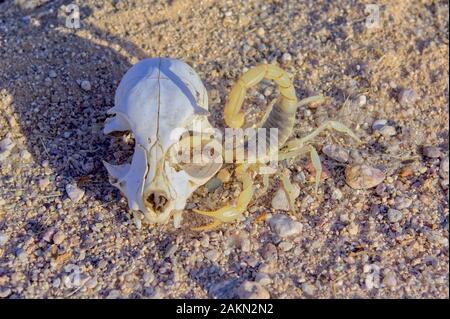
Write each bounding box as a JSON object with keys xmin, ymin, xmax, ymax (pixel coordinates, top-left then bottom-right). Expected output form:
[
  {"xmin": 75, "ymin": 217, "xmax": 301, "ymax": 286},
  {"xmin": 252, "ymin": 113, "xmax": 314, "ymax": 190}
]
[{"xmin": 103, "ymin": 58, "xmax": 222, "ymax": 226}]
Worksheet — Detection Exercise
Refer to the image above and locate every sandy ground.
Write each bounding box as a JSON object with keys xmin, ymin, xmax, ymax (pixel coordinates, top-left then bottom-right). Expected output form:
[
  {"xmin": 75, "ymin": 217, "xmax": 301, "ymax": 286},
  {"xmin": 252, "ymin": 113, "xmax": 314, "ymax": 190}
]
[{"xmin": 0, "ymin": 0, "xmax": 448, "ymax": 299}]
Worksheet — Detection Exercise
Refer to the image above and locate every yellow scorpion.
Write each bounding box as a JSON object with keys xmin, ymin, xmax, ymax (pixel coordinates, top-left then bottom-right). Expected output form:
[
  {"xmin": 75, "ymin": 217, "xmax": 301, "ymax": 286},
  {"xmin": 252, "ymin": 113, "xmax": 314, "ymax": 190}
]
[{"xmin": 192, "ymin": 64, "xmax": 360, "ymax": 231}]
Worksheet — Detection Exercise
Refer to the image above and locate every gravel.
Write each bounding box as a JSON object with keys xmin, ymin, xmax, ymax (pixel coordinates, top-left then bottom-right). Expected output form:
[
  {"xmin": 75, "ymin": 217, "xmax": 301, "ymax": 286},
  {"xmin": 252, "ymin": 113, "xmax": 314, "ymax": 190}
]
[{"xmin": 0, "ymin": 0, "xmax": 447, "ymax": 300}]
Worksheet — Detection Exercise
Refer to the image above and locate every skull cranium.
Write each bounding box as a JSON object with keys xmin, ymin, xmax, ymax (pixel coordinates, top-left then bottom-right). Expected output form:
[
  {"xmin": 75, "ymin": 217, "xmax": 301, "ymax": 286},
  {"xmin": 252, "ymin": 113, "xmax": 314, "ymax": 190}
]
[{"xmin": 104, "ymin": 58, "xmax": 221, "ymax": 226}]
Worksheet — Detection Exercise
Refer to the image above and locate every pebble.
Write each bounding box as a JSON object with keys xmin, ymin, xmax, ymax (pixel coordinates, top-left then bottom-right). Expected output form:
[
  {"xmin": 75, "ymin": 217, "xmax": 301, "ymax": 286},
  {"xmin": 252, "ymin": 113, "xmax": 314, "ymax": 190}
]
[
  {"xmin": 268, "ymin": 214, "xmax": 302, "ymax": 238},
  {"xmin": 261, "ymin": 243, "xmax": 278, "ymax": 262},
  {"xmin": 16, "ymin": 248, "xmax": 28, "ymax": 263},
  {"xmin": 387, "ymin": 209, "xmax": 403, "ymax": 223},
  {"xmin": 20, "ymin": 149, "xmax": 32, "ymax": 161},
  {"xmin": 52, "ymin": 231, "xmax": 66, "ymax": 245},
  {"xmin": 345, "ymin": 164, "xmax": 385, "ymax": 189},
  {"xmin": 422, "ymin": 146, "xmax": 441, "ymax": 158},
  {"xmin": 86, "ymin": 277, "xmax": 98, "ymax": 289},
  {"xmin": 256, "ymin": 27, "xmax": 265, "ymax": 37},
  {"xmin": 0, "ymin": 232, "xmax": 9, "ymax": 246},
  {"xmin": 281, "ymin": 52, "xmax": 292, "ymax": 65},
  {"xmin": 216, "ymin": 168, "xmax": 231, "ymax": 183},
  {"xmin": 205, "ymin": 177, "xmax": 223, "ymax": 192},
  {"xmin": 322, "ymin": 144, "xmax": 349, "ymax": 163},
  {"xmin": 42, "ymin": 228, "xmax": 56, "ymax": 242},
  {"xmin": 0, "ymin": 136, "xmax": 15, "ymax": 161},
  {"xmin": 278, "ymin": 241, "xmax": 293, "ymax": 251},
  {"xmin": 0, "ymin": 288, "xmax": 11, "ymax": 298},
  {"xmin": 271, "ymin": 184, "xmax": 300, "ymax": 211},
  {"xmin": 49, "ymin": 70, "xmax": 57, "ymax": 78},
  {"xmin": 301, "ymin": 282, "xmax": 316, "ymax": 296},
  {"xmin": 440, "ymin": 157, "xmax": 449, "ymax": 179},
  {"xmin": 66, "ymin": 183, "xmax": 85, "ymax": 203},
  {"xmin": 394, "ymin": 196, "xmax": 412, "ymax": 209},
  {"xmin": 236, "ymin": 281, "xmax": 270, "ymax": 299},
  {"xmin": 398, "ymin": 88, "xmax": 418, "ymax": 106},
  {"xmin": 80, "ymin": 80, "xmax": 92, "ymax": 91},
  {"xmin": 382, "ymin": 271, "xmax": 397, "ymax": 289},
  {"xmin": 255, "ymin": 273, "xmax": 272, "ymax": 286},
  {"xmin": 358, "ymin": 95, "xmax": 367, "ymax": 106},
  {"xmin": 425, "ymin": 230, "xmax": 449, "ymax": 247},
  {"xmin": 38, "ymin": 177, "xmax": 50, "ymax": 190},
  {"xmin": 331, "ymin": 188, "xmax": 343, "ymax": 200},
  {"xmin": 347, "ymin": 222, "xmax": 359, "ymax": 235},
  {"xmin": 372, "ymin": 119, "xmax": 388, "ymax": 131},
  {"xmin": 205, "ymin": 249, "xmax": 220, "ymax": 262},
  {"xmin": 379, "ymin": 125, "xmax": 397, "ymax": 137},
  {"xmin": 106, "ymin": 289, "xmax": 121, "ymax": 299},
  {"xmin": 143, "ymin": 271, "xmax": 155, "ymax": 284}
]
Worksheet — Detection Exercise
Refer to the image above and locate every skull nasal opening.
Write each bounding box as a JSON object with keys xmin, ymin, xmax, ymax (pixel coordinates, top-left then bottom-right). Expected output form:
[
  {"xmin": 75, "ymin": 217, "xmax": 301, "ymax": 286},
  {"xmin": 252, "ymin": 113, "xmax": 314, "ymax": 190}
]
[{"xmin": 145, "ymin": 192, "xmax": 169, "ymax": 213}]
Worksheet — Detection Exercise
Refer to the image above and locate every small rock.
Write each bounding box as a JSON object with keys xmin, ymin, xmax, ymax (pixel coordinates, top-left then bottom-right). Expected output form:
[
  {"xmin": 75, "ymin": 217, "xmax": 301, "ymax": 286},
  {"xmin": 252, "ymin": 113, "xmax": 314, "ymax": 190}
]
[
  {"xmin": 268, "ymin": 214, "xmax": 302, "ymax": 238},
  {"xmin": 387, "ymin": 209, "xmax": 403, "ymax": 223},
  {"xmin": 255, "ymin": 273, "xmax": 272, "ymax": 286},
  {"xmin": 0, "ymin": 232, "xmax": 9, "ymax": 246},
  {"xmin": 261, "ymin": 243, "xmax": 278, "ymax": 262},
  {"xmin": 372, "ymin": 119, "xmax": 387, "ymax": 131},
  {"xmin": 38, "ymin": 177, "xmax": 50, "ymax": 190},
  {"xmin": 52, "ymin": 231, "xmax": 66, "ymax": 245},
  {"xmin": 301, "ymin": 282, "xmax": 316, "ymax": 297},
  {"xmin": 256, "ymin": 27, "xmax": 265, "ymax": 37},
  {"xmin": 394, "ymin": 196, "xmax": 412, "ymax": 209},
  {"xmin": 86, "ymin": 277, "xmax": 98, "ymax": 289},
  {"xmin": 440, "ymin": 157, "xmax": 449, "ymax": 179},
  {"xmin": 358, "ymin": 95, "xmax": 367, "ymax": 107},
  {"xmin": 49, "ymin": 70, "xmax": 57, "ymax": 78},
  {"xmin": 425, "ymin": 230, "xmax": 448, "ymax": 247},
  {"xmin": 382, "ymin": 271, "xmax": 397, "ymax": 289},
  {"xmin": 347, "ymin": 222, "xmax": 359, "ymax": 235},
  {"xmin": 205, "ymin": 178, "xmax": 223, "ymax": 192},
  {"xmin": 205, "ymin": 249, "xmax": 220, "ymax": 262},
  {"xmin": 66, "ymin": 183, "xmax": 84, "ymax": 203},
  {"xmin": 20, "ymin": 149, "xmax": 32, "ymax": 161},
  {"xmin": 0, "ymin": 136, "xmax": 15, "ymax": 161},
  {"xmin": 106, "ymin": 289, "xmax": 121, "ymax": 299},
  {"xmin": 379, "ymin": 125, "xmax": 397, "ymax": 137},
  {"xmin": 16, "ymin": 248, "xmax": 28, "ymax": 263},
  {"xmin": 322, "ymin": 144, "xmax": 349, "ymax": 163},
  {"xmin": 0, "ymin": 288, "xmax": 11, "ymax": 298},
  {"xmin": 143, "ymin": 271, "xmax": 155, "ymax": 284},
  {"xmin": 216, "ymin": 168, "xmax": 231, "ymax": 183},
  {"xmin": 236, "ymin": 281, "xmax": 270, "ymax": 299},
  {"xmin": 80, "ymin": 80, "xmax": 91, "ymax": 91},
  {"xmin": 422, "ymin": 146, "xmax": 441, "ymax": 158},
  {"xmin": 398, "ymin": 88, "xmax": 418, "ymax": 106},
  {"xmin": 345, "ymin": 164, "xmax": 385, "ymax": 189},
  {"xmin": 42, "ymin": 228, "xmax": 56, "ymax": 242},
  {"xmin": 281, "ymin": 52, "xmax": 292, "ymax": 65},
  {"xmin": 271, "ymin": 184, "xmax": 300, "ymax": 211},
  {"xmin": 331, "ymin": 188, "xmax": 343, "ymax": 200},
  {"xmin": 278, "ymin": 241, "xmax": 293, "ymax": 252}
]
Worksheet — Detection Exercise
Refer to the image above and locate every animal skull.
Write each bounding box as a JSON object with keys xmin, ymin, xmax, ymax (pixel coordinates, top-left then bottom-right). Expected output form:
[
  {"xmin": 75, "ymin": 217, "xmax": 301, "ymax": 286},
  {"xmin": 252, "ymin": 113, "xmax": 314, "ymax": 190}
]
[{"xmin": 104, "ymin": 58, "xmax": 221, "ymax": 226}]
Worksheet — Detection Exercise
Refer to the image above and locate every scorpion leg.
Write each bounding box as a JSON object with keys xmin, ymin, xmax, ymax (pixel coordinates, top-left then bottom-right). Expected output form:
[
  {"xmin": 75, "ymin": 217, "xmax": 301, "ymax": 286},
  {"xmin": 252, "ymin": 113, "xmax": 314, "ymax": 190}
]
[
  {"xmin": 192, "ymin": 164, "xmax": 254, "ymax": 231},
  {"xmin": 280, "ymin": 120, "xmax": 359, "ymax": 193}
]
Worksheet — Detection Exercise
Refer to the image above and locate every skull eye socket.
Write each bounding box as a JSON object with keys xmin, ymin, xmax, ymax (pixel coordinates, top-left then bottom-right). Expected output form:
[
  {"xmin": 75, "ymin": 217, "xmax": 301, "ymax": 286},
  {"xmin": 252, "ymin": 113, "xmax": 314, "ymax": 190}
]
[{"xmin": 168, "ymin": 132, "xmax": 222, "ymax": 179}]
